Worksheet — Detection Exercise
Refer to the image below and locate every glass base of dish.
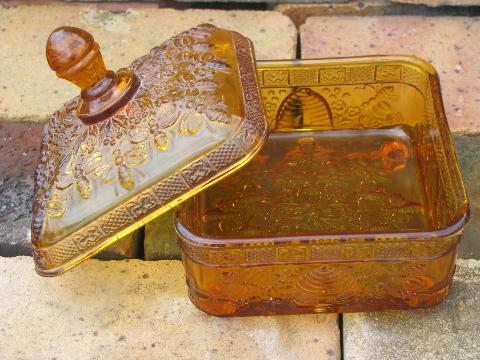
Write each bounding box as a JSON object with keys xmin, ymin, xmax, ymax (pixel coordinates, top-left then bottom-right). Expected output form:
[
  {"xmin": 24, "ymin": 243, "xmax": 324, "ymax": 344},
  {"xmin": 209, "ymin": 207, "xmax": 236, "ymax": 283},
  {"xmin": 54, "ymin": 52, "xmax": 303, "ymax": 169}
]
[{"xmin": 182, "ymin": 249, "xmax": 456, "ymax": 317}]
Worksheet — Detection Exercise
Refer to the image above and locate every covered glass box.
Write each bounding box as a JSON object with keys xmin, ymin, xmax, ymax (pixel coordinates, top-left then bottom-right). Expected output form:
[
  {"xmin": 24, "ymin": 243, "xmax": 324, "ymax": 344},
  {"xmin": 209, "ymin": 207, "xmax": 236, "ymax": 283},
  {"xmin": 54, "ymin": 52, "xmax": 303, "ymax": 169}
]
[{"xmin": 32, "ymin": 25, "xmax": 469, "ymax": 317}]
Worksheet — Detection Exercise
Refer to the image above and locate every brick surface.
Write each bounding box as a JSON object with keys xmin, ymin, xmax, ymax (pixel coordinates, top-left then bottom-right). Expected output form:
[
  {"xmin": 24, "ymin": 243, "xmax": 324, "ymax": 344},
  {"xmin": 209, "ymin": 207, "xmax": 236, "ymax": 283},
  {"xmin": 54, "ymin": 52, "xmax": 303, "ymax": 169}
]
[
  {"xmin": 0, "ymin": 122, "xmax": 43, "ymax": 256},
  {"xmin": 0, "ymin": 4, "xmax": 296, "ymax": 123},
  {"xmin": 144, "ymin": 208, "xmax": 181, "ymax": 260},
  {"xmin": 343, "ymin": 259, "xmax": 480, "ymax": 360},
  {"xmin": 276, "ymin": 1, "xmax": 391, "ymax": 26},
  {"xmin": 392, "ymin": 0, "xmax": 480, "ymax": 6},
  {"xmin": 301, "ymin": 16, "xmax": 480, "ymax": 133},
  {"xmin": 454, "ymin": 134, "xmax": 480, "ymax": 259},
  {"xmin": 95, "ymin": 230, "xmax": 143, "ymax": 260},
  {"xmin": 176, "ymin": 0, "xmax": 348, "ymax": 2},
  {"xmin": 0, "ymin": 256, "xmax": 340, "ymax": 360},
  {"xmin": 276, "ymin": 1, "xmax": 479, "ymax": 27}
]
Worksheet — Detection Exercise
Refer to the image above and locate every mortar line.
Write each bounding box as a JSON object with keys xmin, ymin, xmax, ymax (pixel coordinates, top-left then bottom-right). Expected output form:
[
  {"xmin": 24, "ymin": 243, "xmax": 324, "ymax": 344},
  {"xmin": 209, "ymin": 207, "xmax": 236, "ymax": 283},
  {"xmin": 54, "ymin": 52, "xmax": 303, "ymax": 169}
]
[
  {"xmin": 340, "ymin": 313, "xmax": 345, "ymax": 360},
  {"xmin": 296, "ymin": 29, "xmax": 301, "ymax": 60},
  {"xmin": 138, "ymin": 226, "xmax": 146, "ymax": 260}
]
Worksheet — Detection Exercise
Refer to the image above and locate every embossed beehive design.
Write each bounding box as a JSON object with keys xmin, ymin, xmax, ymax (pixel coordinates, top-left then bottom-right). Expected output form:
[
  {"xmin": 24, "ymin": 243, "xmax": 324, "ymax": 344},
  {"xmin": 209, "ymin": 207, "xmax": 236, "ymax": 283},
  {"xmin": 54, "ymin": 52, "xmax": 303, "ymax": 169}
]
[
  {"xmin": 293, "ymin": 265, "xmax": 358, "ymax": 307},
  {"xmin": 275, "ymin": 88, "xmax": 332, "ymax": 130}
]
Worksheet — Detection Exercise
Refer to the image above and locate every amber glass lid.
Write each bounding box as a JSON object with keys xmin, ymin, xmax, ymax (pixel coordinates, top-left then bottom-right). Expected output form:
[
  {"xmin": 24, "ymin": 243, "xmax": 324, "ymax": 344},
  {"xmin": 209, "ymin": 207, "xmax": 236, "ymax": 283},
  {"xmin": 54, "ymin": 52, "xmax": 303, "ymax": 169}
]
[{"xmin": 32, "ymin": 24, "xmax": 267, "ymax": 276}]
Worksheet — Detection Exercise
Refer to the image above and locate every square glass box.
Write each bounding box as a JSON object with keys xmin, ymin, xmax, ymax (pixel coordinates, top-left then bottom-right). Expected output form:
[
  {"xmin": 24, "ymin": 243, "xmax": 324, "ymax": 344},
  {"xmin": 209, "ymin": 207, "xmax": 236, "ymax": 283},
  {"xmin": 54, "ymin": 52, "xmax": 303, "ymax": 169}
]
[
  {"xmin": 33, "ymin": 25, "xmax": 468, "ymax": 317},
  {"xmin": 175, "ymin": 57, "xmax": 470, "ymax": 316}
]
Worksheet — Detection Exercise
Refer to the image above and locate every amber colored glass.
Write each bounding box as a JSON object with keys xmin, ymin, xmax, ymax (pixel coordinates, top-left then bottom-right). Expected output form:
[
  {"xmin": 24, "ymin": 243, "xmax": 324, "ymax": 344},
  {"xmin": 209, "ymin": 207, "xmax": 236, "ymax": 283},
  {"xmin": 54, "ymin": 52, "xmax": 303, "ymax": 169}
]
[
  {"xmin": 32, "ymin": 25, "xmax": 267, "ymax": 276},
  {"xmin": 46, "ymin": 26, "xmax": 140, "ymax": 124},
  {"xmin": 176, "ymin": 56, "xmax": 469, "ymax": 316}
]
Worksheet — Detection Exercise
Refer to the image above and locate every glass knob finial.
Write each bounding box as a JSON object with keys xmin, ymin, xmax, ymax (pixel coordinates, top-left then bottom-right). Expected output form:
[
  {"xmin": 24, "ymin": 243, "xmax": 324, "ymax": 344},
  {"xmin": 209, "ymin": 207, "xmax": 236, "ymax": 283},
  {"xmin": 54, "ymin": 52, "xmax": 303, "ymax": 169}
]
[{"xmin": 46, "ymin": 26, "xmax": 139, "ymax": 124}]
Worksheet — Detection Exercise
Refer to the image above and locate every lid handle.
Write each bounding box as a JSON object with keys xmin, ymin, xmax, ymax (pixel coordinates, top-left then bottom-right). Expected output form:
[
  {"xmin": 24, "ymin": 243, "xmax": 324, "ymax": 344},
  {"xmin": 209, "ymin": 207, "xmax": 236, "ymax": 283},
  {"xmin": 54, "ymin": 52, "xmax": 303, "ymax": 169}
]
[{"xmin": 46, "ymin": 26, "xmax": 139, "ymax": 125}]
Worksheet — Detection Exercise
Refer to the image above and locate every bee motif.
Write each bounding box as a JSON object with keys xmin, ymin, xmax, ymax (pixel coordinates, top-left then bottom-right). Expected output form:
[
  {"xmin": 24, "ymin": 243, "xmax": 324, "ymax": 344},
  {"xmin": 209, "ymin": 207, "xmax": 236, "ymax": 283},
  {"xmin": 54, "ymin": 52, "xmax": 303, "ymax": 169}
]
[
  {"xmin": 55, "ymin": 153, "xmax": 101, "ymax": 202},
  {"xmin": 94, "ymin": 145, "xmax": 148, "ymax": 194}
]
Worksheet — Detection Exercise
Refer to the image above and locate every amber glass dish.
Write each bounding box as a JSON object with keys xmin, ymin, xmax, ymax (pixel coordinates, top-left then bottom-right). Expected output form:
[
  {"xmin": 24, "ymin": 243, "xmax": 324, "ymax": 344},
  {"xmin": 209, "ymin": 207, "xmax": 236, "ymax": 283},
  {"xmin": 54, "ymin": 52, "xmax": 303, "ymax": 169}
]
[{"xmin": 176, "ymin": 56, "xmax": 469, "ymax": 316}]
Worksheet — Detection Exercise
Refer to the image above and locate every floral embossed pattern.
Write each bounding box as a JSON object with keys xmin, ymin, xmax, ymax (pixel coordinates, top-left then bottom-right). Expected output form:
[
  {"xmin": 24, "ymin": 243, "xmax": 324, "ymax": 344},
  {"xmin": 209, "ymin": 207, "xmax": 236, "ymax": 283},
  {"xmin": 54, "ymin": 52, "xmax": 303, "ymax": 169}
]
[
  {"xmin": 32, "ymin": 24, "xmax": 268, "ymax": 275},
  {"xmin": 197, "ymin": 128, "xmax": 427, "ymax": 237}
]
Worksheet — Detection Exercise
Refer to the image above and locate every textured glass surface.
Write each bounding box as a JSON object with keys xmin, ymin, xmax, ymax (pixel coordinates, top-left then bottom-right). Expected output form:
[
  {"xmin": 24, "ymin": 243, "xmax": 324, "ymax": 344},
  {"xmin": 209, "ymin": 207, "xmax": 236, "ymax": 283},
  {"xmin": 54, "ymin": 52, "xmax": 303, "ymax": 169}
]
[
  {"xmin": 198, "ymin": 128, "xmax": 427, "ymax": 237},
  {"xmin": 177, "ymin": 56, "xmax": 469, "ymax": 316},
  {"xmin": 32, "ymin": 24, "xmax": 268, "ymax": 275}
]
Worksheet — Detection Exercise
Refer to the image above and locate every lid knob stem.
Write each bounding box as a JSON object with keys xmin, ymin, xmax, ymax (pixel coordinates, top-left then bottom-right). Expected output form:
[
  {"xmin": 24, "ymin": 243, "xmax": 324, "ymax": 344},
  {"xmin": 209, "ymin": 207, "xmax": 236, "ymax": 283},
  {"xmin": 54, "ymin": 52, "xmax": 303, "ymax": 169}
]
[{"xmin": 46, "ymin": 26, "xmax": 139, "ymax": 125}]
